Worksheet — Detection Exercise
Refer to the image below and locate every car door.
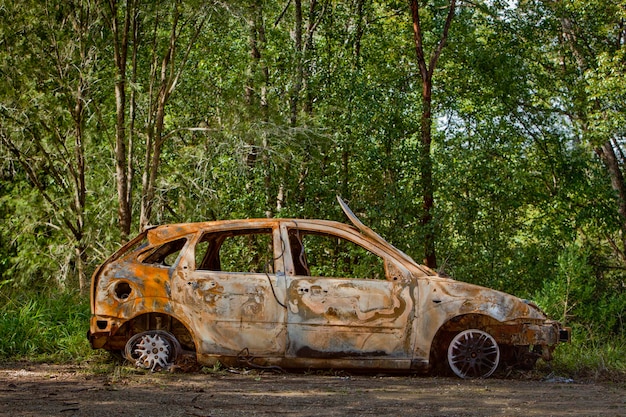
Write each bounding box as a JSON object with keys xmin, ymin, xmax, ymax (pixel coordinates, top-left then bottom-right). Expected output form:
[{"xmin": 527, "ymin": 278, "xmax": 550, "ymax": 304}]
[
  {"xmin": 283, "ymin": 223, "xmax": 415, "ymax": 366},
  {"xmin": 176, "ymin": 225, "xmax": 287, "ymax": 357}
]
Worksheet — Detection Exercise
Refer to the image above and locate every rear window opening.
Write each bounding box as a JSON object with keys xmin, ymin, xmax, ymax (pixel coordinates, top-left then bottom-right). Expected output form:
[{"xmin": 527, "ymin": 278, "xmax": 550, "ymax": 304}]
[{"xmin": 141, "ymin": 238, "xmax": 187, "ymax": 267}]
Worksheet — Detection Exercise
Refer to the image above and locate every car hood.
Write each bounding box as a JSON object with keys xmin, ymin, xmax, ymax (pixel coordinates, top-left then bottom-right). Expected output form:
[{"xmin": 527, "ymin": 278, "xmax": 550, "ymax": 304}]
[{"xmin": 337, "ymin": 196, "xmax": 436, "ymax": 276}]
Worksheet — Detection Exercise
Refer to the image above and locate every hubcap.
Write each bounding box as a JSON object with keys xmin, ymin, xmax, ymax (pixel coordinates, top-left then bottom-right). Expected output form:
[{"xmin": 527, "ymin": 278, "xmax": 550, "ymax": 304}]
[
  {"xmin": 447, "ymin": 329, "xmax": 500, "ymax": 378},
  {"xmin": 130, "ymin": 333, "xmax": 172, "ymax": 371}
]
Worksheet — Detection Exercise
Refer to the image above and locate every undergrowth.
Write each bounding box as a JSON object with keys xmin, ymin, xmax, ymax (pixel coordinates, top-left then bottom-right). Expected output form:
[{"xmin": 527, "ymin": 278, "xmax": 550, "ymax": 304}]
[
  {"xmin": 0, "ymin": 290, "xmax": 92, "ymax": 363},
  {"xmin": 545, "ymin": 328, "xmax": 626, "ymax": 381}
]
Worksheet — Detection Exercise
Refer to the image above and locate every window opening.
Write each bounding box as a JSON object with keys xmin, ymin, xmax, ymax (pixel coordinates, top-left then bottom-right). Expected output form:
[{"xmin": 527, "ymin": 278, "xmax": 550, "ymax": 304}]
[
  {"xmin": 142, "ymin": 238, "xmax": 187, "ymax": 267},
  {"xmin": 195, "ymin": 228, "xmax": 274, "ymax": 273},
  {"xmin": 288, "ymin": 229, "xmax": 385, "ymax": 279}
]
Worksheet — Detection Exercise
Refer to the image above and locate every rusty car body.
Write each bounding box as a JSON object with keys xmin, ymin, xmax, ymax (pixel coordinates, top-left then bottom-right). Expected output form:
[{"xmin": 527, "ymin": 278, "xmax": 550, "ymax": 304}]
[{"xmin": 88, "ymin": 197, "xmax": 570, "ymax": 378}]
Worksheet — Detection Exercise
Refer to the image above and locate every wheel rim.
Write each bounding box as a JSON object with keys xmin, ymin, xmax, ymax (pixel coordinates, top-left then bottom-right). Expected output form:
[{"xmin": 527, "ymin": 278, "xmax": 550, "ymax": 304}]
[
  {"xmin": 124, "ymin": 330, "xmax": 180, "ymax": 371},
  {"xmin": 447, "ymin": 329, "xmax": 500, "ymax": 378}
]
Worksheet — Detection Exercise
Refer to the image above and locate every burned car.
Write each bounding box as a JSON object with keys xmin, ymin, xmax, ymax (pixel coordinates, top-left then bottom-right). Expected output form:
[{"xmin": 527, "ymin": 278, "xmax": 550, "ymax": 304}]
[{"xmin": 88, "ymin": 197, "xmax": 570, "ymax": 378}]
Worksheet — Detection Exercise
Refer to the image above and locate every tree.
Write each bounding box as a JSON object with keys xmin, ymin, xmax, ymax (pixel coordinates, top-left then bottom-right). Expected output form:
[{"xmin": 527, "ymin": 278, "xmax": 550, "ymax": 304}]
[
  {"xmin": 138, "ymin": 1, "xmax": 209, "ymax": 230},
  {"xmin": 104, "ymin": 0, "xmax": 140, "ymax": 239},
  {"xmin": 409, "ymin": 0, "xmax": 457, "ymax": 268},
  {"xmin": 546, "ymin": 0, "xmax": 626, "ymax": 261}
]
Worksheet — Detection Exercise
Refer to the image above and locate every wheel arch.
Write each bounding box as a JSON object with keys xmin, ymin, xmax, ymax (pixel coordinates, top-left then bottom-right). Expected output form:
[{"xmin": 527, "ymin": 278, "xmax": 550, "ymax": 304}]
[
  {"xmin": 115, "ymin": 311, "xmax": 197, "ymax": 352},
  {"xmin": 428, "ymin": 313, "xmax": 503, "ymax": 374}
]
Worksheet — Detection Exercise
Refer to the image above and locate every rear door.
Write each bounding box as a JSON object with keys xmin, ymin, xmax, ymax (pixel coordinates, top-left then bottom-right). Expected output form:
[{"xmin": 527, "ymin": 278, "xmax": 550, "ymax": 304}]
[{"xmin": 283, "ymin": 224, "xmax": 415, "ymax": 366}]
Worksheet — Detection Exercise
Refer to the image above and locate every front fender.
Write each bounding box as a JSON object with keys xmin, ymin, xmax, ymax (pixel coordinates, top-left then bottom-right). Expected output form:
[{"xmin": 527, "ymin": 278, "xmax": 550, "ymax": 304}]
[
  {"xmin": 412, "ymin": 278, "xmax": 550, "ymax": 363},
  {"xmin": 423, "ymin": 278, "xmax": 546, "ymax": 322}
]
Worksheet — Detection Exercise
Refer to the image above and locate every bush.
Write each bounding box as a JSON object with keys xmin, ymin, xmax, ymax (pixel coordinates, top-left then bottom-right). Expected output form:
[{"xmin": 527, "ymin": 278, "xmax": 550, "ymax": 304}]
[{"xmin": 534, "ymin": 243, "xmax": 626, "ymax": 337}]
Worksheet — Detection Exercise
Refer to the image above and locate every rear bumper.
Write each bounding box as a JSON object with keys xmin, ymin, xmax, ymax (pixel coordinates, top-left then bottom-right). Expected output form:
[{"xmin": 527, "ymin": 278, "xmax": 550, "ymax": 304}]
[{"xmin": 88, "ymin": 315, "xmax": 123, "ymax": 349}]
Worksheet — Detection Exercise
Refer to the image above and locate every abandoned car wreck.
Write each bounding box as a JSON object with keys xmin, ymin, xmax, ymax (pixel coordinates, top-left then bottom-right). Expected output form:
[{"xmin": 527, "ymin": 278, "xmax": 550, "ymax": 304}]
[{"xmin": 88, "ymin": 197, "xmax": 570, "ymax": 378}]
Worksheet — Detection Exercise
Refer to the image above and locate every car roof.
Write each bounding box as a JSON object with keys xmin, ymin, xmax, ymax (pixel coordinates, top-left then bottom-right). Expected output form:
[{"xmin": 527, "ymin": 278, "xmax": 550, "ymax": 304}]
[{"xmin": 145, "ymin": 218, "xmax": 359, "ymax": 245}]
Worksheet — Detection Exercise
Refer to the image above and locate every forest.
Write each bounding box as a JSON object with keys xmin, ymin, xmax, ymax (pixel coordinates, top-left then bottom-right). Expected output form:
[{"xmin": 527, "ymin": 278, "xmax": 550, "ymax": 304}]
[{"xmin": 0, "ymin": 0, "xmax": 625, "ymax": 376}]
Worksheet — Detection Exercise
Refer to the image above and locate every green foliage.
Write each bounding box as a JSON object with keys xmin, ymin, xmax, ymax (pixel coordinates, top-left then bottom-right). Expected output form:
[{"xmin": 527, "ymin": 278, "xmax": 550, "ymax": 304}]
[
  {"xmin": 535, "ymin": 243, "xmax": 626, "ymax": 336},
  {"xmin": 534, "ymin": 245, "xmax": 593, "ymax": 323},
  {"xmin": 0, "ymin": 291, "xmax": 91, "ymax": 362},
  {"xmin": 1, "ymin": 0, "xmax": 626, "ymax": 378},
  {"xmin": 301, "ymin": 233, "xmax": 386, "ymax": 280}
]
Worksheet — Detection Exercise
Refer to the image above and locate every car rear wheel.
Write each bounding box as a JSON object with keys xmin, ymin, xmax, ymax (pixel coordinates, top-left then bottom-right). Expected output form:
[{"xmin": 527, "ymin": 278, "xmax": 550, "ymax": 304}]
[
  {"xmin": 124, "ymin": 330, "xmax": 181, "ymax": 371},
  {"xmin": 447, "ymin": 329, "xmax": 500, "ymax": 378}
]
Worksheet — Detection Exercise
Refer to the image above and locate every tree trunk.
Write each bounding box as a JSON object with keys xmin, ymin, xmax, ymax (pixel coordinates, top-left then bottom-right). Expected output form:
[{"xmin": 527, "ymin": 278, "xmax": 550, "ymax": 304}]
[
  {"xmin": 244, "ymin": 0, "xmax": 264, "ymax": 167},
  {"xmin": 419, "ymin": 80, "xmax": 437, "ymax": 268},
  {"xmin": 109, "ymin": 0, "xmax": 133, "ymax": 238},
  {"xmin": 557, "ymin": 11, "xmax": 626, "ymax": 259},
  {"xmin": 127, "ymin": 4, "xmax": 139, "ymax": 232},
  {"xmin": 596, "ymin": 141, "xmax": 626, "ymax": 260},
  {"xmin": 139, "ymin": 5, "xmax": 206, "ymax": 230},
  {"xmin": 244, "ymin": 1, "xmax": 275, "ymax": 216},
  {"xmin": 302, "ymin": 0, "xmax": 320, "ymax": 115},
  {"xmin": 72, "ymin": 83, "xmax": 87, "ymax": 293},
  {"xmin": 68, "ymin": 7, "xmax": 90, "ymax": 293},
  {"xmin": 290, "ymin": 0, "xmax": 303, "ymax": 127},
  {"xmin": 410, "ymin": 0, "xmax": 456, "ymax": 269}
]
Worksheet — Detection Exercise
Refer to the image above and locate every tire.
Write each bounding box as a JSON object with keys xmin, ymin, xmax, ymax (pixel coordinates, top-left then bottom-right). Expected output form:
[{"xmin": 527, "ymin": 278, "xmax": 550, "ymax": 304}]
[
  {"xmin": 447, "ymin": 329, "xmax": 500, "ymax": 378},
  {"xmin": 124, "ymin": 330, "xmax": 182, "ymax": 371}
]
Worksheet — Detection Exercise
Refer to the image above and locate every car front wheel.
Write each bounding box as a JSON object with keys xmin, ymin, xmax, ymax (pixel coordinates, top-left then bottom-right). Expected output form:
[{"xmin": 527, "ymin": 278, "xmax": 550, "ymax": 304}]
[{"xmin": 447, "ymin": 329, "xmax": 500, "ymax": 378}]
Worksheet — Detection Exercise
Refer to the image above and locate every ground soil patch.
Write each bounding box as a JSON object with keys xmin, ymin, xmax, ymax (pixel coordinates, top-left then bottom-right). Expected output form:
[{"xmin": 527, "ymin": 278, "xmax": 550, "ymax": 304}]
[{"xmin": 1, "ymin": 362, "xmax": 625, "ymax": 416}]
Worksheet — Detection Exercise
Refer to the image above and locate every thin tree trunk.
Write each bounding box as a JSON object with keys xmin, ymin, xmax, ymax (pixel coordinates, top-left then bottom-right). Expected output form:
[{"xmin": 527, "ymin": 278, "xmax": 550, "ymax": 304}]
[
  {"xmin": 127, "ymin": 3, "xmax": 139, "ymax": 230},
  {"xmin": 139, "ymin": 5, "xmax": 206, "ymax": 230},
  {"xmin": 557, "ymin": 12, "xmax": 626, "ymax": 259},
  {"xmin": 73, "ymin": 91, "xmax": 87, "ymax": 293},
  {"xmin": 410, "ymin": 0, "xmax": 456, "ymax": 269},
  {"xmin": 109, "ymin": 0, "xmax": 133, "ymax": 238},
  {"xmin": 596, "ymin": 141, "xmax": 626, "ymax": 259},
  {"xmin": 302, "ymin": 0, "xmax": 318, "ymax": 115},
  {"xmin": 244, "ymin": 1, "xmax": 275, "ymax": 216},
  {"xmin": 70, "ymin": 10, "xmax": 89, "ymax": 293},
  {"xmin": 245, "ymin": 0, "xmax": 263, "ymax": 167},
  {"xmin": 419, "ymin": 81, "xmax": 437, "ymax": 268},
  {"xmin": 290, "ymin": 0, "xmax": 303, "ymax": 127}
]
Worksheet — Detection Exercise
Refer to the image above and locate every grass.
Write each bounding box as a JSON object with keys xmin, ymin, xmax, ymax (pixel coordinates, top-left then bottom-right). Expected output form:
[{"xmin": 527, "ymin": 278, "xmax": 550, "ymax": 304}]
[
  {"xmin": 546, "ymin": 331, "xmax": 626, "ymax": 381},
  {"xmin": 0, "ymin": 291, "xmax": 624, "ymax": 382},
  {"xmin": 0, "ymin": 290, "xmax": 93, "ymax": 363}
]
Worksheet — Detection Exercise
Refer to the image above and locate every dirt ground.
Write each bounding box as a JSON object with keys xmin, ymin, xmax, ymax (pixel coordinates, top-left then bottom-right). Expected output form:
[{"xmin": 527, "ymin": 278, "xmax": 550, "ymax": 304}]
[{"xmin": 1, "ymin": 362, "xmax": 625, "ymax": 417}]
